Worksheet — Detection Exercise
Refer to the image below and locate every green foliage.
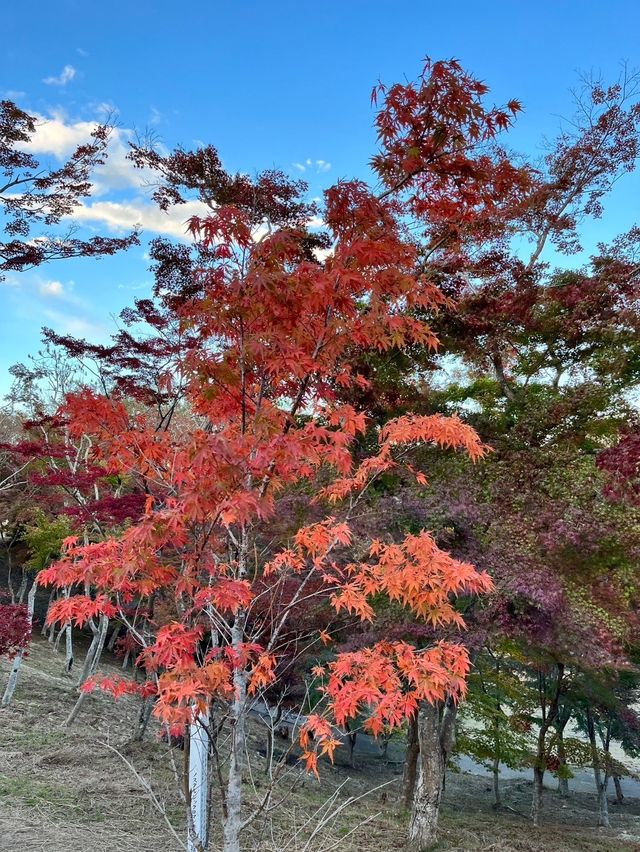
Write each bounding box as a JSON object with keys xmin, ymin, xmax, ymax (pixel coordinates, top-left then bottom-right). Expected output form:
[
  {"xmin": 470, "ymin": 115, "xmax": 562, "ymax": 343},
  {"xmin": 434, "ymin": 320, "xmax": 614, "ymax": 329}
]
[
  {"xmin": 456, "ymin": 648, "xmax": 536, "ymax": 772},
  {"xmin": 22, "ymin": 511, "xmax": 72, "ymax": 572}
]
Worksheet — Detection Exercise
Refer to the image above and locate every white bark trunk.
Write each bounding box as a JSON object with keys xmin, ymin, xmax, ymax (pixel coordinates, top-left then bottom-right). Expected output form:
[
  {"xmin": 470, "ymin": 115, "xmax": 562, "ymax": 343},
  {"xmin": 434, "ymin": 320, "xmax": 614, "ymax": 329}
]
[
  {"xmin": 65, "ymin": 613, "xmax": 108, "ymax": 726},
  {"xmin": 223, "ymin": 618, "xmax": 248, "ymax": 852},
  {"xmin": 188, "ymin": 712, "xmax": 209, "ymax": 852}
]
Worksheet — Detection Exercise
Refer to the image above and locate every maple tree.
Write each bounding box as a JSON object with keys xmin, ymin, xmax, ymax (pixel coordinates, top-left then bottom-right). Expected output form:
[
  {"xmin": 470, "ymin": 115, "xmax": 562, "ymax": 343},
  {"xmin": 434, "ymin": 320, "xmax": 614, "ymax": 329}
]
[{"xmin": 34, "ymin": 57, "xmax": 534, "ymax": 852}]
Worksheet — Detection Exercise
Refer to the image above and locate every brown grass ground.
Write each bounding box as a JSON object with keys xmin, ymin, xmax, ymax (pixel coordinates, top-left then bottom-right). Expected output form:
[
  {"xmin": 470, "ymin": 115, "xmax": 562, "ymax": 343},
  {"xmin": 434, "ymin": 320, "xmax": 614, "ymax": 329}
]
[{"xmin": 2, "ymin": 636, "xmax": 640, "ymax": 851}]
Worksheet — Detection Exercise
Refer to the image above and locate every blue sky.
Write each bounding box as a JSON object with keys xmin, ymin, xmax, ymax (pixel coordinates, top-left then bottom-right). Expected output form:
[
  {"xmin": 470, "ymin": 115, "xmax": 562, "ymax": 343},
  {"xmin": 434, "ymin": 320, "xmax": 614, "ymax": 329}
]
[{"xmin": 1, "ymin": 1, "xmax": 639, "ymax": 394}]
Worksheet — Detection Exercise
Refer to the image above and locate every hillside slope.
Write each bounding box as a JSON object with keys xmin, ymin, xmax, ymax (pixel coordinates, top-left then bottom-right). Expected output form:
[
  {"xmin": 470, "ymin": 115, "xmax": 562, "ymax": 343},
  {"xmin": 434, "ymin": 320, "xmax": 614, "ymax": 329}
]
[{"xmin": 2, "ymin": 636, "xmax": 640, "ymax": 851}]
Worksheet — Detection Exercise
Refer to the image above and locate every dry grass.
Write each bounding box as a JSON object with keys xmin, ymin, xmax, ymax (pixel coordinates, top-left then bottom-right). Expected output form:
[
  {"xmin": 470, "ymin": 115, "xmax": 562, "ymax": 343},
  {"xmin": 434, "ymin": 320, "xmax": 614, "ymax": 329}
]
[{"xmin": 2, "ymin": 636, "xmax": 640, "ymax": 851}]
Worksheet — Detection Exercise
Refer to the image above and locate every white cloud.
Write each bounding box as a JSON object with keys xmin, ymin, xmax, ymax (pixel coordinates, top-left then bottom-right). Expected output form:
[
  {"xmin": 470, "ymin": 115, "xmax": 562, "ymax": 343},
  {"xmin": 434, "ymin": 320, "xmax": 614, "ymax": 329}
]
[
  {"xmin": 68, "ymin": 198, "xmax": 209, "ymax": 240},
  {"xmin": 35, "ymin": 277, "xmax": 84, "ymax": 308},
  {"xmin": 23, "ymin": 112, "xmax": 100, "ymax": 159},
  {"xmin": 43, "ymin": 65, "xmax": 77, "ymax": 87},
  {"xmin": 39, "ymin": 280, "xmax": 65, "ymax": 297},
  {"xmin": 76, "ymin": 48, "xmax": 89, "ymax": 57},
  {"xmin": 22, "ymin": 112, "xmax": 153, "ymax": 196},
  {"xmin": 117, "ymin": 281, "xmax": 150, "ymax": 291},
  {"xmin": 292, "ymin": 158, "xmax": 331, "ymax": 174},
  {"xmin": 2, "ymin": 90, "xmax": 26, "ymax": 100}
]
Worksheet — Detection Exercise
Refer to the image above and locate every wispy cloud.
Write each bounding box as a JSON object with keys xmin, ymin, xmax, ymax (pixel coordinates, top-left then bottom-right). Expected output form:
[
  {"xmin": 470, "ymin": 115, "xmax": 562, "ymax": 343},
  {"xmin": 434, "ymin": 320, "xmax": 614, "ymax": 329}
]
[
  {"xmin": 5, "ymin": 275, "xmax": 109, "ymax": 342},
  {"xmin": 76, "ymin": 47, "xmax": 89, "ymax": 57},
  {"xmin": 40, "ymin": 308, "xmax": 108, "ymax": 340},
  {"xmin": 148, "ymin": 106, "xmax": 163, "ymax": 126},
  {"xmin": 293, "ymin": 158, "xmax": 332, "ymax": 174},
  {"xmin": 39, "ymin": 280, "xmax": 65, "ymax": 297},
  {"xmin": 117, "ymin": 281, "xmax": 151, "ymax": 291},
  {"xmin": 43, "ymin": 65, "xmax": 77, "ymax": 87}
]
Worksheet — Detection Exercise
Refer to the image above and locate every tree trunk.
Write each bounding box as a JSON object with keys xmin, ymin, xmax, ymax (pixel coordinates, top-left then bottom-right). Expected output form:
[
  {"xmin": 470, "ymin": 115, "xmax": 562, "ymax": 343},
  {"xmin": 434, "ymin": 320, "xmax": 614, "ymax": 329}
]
[
  {"xmin": 136, "ymin": 694, "xmax": 155, "ymax": 741},
  {"xmin": 107, "ymin": 623, "xmax": 122, "ymax": 652},
  {"xmin": 532, "ymin": 766, "xmax": 544, "ymax": 828},
  {"xmin": 76, "ymin": 614, "xmax": 108, "ymax": 687},
  {"xmin": 64, "ymin": 624, "xmax": 73, "ymax": 673},
  {"xmin": 613, "ymin": 774, "xmax": 624, "ymax": 804},
  {"xmin": 379, "ymin": 729, "xmax": 391, "ymax": 762},
  {"xmin": 16, "ymin": 569, "xmax": 28, "ymax": 604},
  {"xmin": 41, "ymin": 589, "xmax": 55, "ymax": 636},
  {"xmin": 6, "ymin": 548, "xmax": 15, "ymax": 603},
  {"xmin": 492, "ymin": 756, "xmax": 501, "ymax": 808},
  {"xmin": 64, "ymin": 613, "xmax": 108, "ymax": 726},
  {"xmin": 404, "ymin": 712, "xmax": 420, "ymax": 810},
  {"xmin": 265, "ymin": 704, "xmax": 283, "ymax": 777},
  {"xmin": 344, "ymin": 719, "xmax": 357, "ymax": 769},
  {"xmin": 222, "ymin": 613, "xmax": 248, "ymax": 852},
  {"xmin": 586, "ymin": 707, "xmax": 609, "ymax": 828},
  {"xmin": 407, "ymin": 699, "xmax": 456, "ymax": 851},
  {"xmin": 556, "ymin": 719, "xmax": 570, "ymax": 797},
  {"xmin": 2, "ymin": 581, "xmax": 36, "ymax": 707},
  {"xmin": 531, "ymin": 662, "xmax": 564, "ymax": 827}
]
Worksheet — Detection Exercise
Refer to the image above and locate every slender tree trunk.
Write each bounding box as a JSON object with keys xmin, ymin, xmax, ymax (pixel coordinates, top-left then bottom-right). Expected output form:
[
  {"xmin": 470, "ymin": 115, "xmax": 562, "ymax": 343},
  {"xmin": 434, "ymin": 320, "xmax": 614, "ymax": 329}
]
[
  {"xmin": 556, "ymin": 714, "xmax": 570, "ymax": 797},
  {"xmin": 2, "ymin": 581, "xmax": 36, "ymax": 707},
  {"xmin": 42, "ymin": 589, "xmax": 55, "ymax": 636},
  {"xmin": 379, "ymin": 729, "xmax": 391, "ymax": 762},
  {"xmin": 223, "ymin": 616, "xmax": 248, "ymax": 852},
  {"xmin": 492, "ymin": 677, "xmax": 501, "ymax": 809},
  {"xmin": 107, "ymin": 623, "xmax": 122, "ymax": 652},
  {"xmin": 613, "ymin": 774, "xmax": 624, "ymax": 804},
  {"xmin": 492, "ymin": 756, "xmax": 501, "ymax": 808},
  {"xmin": 586, "ymin": 707, "xmax": 609, "ymax": 828},
  {"xmin": 265, "ymin": 704, "xmax": 283, "ymax": 776},
  {"xmin": 76, "ymin": 614, "xmax": 108, "ymax": 687},
  {"xmin": 404, "ymin": 712, "xmax": 420, "ymax": 810},
  {"xmin": 136, "ymin": 694, "xmax": 155, "ymax": 741},
  {"xmin": 531, "ymin": 663, "xmax": 564, "ymax": 828},
  {"xmin": 16, "ymin": 569, "xmax": 28, "ymax": 604},
  {"xmin": 6, "ymin": 549, "xmax": 15, "ymax": 603},
  {"xmin": 64, "ymin": 613, "xmax": 108, "ymax": 726},
  {"xmin": 64, "ymin": 625, "xmax": 73, "ymax": 672},
  {"xmin": 344, "ymin": 719, "xmax": 357, "ymax": 769}
]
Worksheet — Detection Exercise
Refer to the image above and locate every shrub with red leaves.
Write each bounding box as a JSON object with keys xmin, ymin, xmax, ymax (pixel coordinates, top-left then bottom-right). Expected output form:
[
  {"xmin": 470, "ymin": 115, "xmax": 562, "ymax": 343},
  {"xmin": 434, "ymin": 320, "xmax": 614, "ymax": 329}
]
[{"xmin": 0, "ymin": 601, "xmax": 31, "ymax": 659}]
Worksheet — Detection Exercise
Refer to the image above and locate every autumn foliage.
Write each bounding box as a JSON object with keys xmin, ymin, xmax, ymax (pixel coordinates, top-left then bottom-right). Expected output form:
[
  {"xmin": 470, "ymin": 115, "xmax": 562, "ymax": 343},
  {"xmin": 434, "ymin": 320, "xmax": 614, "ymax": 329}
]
[
  {"xmin": 34, "ymin": 60, "xmax": 521, "ymax": 792},
  {"xmin": 0, "ymin": 596, "xmax": 32, "ymax": 660}
]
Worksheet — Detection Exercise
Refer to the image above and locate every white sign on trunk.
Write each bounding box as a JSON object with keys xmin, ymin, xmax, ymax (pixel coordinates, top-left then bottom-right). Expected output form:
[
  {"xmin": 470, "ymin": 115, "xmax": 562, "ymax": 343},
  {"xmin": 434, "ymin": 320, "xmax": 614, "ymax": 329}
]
[{"xmin": 188, "ymin": 712, "xmax": 209, "ymax": 852}]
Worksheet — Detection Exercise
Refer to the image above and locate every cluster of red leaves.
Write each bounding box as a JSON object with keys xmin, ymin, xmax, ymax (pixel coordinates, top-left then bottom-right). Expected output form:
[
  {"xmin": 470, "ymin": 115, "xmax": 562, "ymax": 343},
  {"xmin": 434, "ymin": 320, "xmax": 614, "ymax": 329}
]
[{"xmin": 0, "ymin": 602, "xmax": 31, "ymax": 659}]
